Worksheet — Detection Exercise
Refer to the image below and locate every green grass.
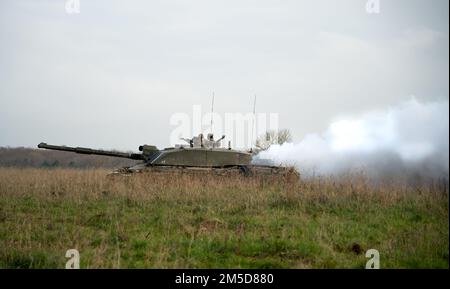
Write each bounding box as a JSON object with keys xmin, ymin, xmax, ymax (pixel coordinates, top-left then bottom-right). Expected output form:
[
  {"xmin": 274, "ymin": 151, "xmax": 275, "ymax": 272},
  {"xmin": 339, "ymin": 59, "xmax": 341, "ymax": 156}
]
[{"xmin": 0, "ymin": 168, "xmax": 448, "ymax": 268}]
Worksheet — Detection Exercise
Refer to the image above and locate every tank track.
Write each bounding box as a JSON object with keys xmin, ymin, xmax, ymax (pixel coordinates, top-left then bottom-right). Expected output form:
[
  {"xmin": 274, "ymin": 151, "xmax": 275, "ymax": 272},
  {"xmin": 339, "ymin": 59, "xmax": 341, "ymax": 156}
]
[{"xmin": 109, "ymin": 164, "xmax": 299, "ymax": 180}]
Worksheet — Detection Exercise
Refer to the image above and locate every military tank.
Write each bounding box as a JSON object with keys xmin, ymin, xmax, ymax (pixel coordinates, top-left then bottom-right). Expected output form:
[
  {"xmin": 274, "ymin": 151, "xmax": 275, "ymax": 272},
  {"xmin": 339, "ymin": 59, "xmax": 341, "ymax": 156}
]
[{"xmin": 37, "ymin": 133, "xmax": 297, "ymax": 178}]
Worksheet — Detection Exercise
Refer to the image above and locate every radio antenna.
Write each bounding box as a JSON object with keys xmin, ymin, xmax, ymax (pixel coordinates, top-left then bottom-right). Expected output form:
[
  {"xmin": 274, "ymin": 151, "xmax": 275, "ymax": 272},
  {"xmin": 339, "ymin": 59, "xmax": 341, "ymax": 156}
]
[
  {"xmin": 210, "ymin": 91, "xmax": 215, "ymax": 134},
  {"xmin": 250, "ymin": 94, "xmax": 256, "ymax": 152}
]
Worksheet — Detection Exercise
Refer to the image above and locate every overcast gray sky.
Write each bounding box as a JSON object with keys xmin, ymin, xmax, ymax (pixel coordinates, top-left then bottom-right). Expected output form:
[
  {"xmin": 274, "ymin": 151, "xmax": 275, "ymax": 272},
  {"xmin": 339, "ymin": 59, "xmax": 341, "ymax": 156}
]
[{"xmin": 0, "ymin": 0, "xmax": 448, "ymax": 151}]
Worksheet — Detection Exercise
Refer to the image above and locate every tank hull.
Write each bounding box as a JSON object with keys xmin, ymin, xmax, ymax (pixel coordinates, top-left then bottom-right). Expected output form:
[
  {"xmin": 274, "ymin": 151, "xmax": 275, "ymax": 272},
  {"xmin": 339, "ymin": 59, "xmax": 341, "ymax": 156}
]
[{"xmin": 109, "ymin": 163, "xmax": 299, "ymax": 182}]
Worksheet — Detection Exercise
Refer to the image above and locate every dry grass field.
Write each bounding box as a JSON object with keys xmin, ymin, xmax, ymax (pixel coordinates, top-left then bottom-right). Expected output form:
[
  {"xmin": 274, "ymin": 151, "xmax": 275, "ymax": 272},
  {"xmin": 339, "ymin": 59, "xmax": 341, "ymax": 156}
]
[{"xmin": 0, "ymin": 168, "xmax": 448, "ymax": 268}]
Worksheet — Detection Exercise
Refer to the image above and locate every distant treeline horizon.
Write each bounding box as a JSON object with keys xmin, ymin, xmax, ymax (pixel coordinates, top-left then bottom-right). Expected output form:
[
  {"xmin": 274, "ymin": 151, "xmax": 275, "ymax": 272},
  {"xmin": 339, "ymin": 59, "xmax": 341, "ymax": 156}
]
[{"xmin": 0, "ymin": 147, "xmax": 139, "ymax": 168}]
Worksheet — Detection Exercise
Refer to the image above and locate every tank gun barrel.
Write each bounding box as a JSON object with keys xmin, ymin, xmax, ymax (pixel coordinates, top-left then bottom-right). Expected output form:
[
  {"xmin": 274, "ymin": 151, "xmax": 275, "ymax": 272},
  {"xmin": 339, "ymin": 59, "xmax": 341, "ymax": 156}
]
[{"xmin": 37, "ymin": 142, "xmax": 144, "ymax": 160}]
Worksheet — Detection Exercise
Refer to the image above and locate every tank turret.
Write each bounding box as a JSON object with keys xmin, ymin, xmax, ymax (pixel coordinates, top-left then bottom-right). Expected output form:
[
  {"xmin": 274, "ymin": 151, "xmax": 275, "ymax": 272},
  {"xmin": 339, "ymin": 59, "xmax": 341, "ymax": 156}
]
[{"xmin": 38, "ymin": 134, "xmax": 251, "ymax": 168}]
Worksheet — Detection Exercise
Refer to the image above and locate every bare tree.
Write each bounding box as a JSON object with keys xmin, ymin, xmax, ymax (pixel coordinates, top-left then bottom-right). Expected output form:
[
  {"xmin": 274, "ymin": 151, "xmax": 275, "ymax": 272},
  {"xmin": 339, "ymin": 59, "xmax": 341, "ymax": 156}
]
[{"xmin": 254, "ymin": 129, "xmax": 292, "ymax": 153}]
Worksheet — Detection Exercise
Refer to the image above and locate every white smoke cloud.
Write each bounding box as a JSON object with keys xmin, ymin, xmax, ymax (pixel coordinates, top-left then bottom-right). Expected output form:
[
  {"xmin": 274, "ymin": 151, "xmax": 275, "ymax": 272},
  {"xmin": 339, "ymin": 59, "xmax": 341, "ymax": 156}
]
[{"xmin": 255, "ymin": 98, "xmax": 449, "ymax": 179}]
